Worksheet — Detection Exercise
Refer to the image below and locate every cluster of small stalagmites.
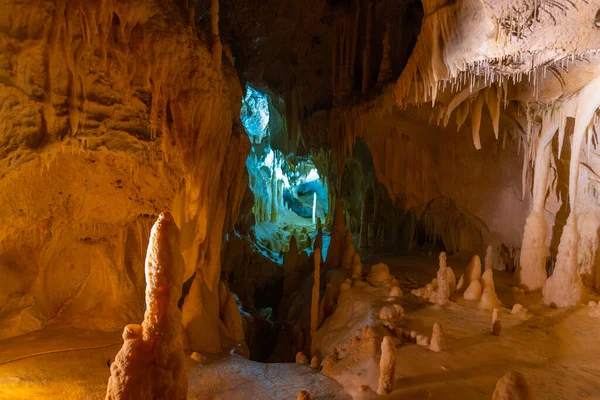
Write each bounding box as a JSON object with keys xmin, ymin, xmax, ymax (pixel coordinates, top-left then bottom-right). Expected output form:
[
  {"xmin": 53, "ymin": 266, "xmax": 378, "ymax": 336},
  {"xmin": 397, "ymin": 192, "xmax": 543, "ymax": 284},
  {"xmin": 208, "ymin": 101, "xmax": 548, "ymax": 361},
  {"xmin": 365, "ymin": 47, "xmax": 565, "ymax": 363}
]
[
  {"xmin": 295, "ymin": 351, "xmax": 321, "ymax": 369},
  {"xmin": 320, "ymin": 325, "xmax": 380, "ymax": 378},
  {"xmin": 105, "ymin": 213, "xmax": 187, "ymax": 400},
  {"xmin": 412, "ymin": 252, "xmax": 456, "ymax": 305},
  {"xmin": 390, "ymin": 322, "xmax": 445, "ymax": 353},
  {"xmin": 492, "ymin": 372, "xmax": 534, "ymax": 400},
  {"xmin": 455, "ymin": 252, "xmax": 501, "ymax": 310}
]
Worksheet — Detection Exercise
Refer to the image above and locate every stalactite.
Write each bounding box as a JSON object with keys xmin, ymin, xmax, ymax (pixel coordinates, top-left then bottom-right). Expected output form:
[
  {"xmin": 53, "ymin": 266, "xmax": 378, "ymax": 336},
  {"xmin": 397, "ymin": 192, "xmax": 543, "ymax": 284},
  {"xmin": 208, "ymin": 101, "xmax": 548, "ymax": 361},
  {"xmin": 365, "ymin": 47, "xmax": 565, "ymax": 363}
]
[{"xmin": 470, "ymin": 93, "xmax": 485, "ymax": 150}]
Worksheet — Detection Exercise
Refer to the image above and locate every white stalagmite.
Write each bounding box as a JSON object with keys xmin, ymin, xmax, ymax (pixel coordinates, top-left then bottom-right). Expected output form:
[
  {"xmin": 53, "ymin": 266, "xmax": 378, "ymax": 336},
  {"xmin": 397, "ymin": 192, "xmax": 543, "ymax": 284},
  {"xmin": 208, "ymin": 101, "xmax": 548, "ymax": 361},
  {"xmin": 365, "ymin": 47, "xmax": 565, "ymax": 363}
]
[
  {"xmin": 311, "ymin": 248, "xmax": 322, "ymax": 338},
  {"xmin": 463, "ymin": 280, "xmax": 482, "ymax": 300},
  {"xmin": 457, "ymin": 255, "xmax": 482, "ymax": 293},
  {"xmin": 492, "ymin": 372, "xmax": 533, "ymax": 400},
  {"xmin": 543, "ymin": 77, "xmax": 600, "ymax": 307},
  {"xmin": 377, "ymin": 336, "xmax": 396, "ymax": 395},
  {"xmin": 517, "ymin": 118, "xmax": 556, "ymax": 291},
  {"xmin": 542, "ymin": 215, "xmax": 583, "ymax": 307},
  {"xmin": 296, "ymin": 352, "xmax": 309, "ymax": 365},
  {"xmin": 434, "ymin": 252, "xmax": 450, "ymax": 305},
  {"xmin": 480, "ymin": 269, "xmax": 500, "ymax": 310},
  {"xmin": 106, "ymin": 212, "xmax": 187, "ymax": 400}
]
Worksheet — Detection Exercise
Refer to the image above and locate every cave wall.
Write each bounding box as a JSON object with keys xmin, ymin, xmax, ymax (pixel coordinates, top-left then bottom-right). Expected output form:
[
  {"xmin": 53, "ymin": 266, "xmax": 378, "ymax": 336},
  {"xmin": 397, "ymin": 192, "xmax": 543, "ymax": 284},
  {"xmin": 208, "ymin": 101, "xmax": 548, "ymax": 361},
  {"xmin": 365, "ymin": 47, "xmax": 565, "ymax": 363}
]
[{"xmin": 0, "ymin": 0, "xmax": 249, "ymax": 345}]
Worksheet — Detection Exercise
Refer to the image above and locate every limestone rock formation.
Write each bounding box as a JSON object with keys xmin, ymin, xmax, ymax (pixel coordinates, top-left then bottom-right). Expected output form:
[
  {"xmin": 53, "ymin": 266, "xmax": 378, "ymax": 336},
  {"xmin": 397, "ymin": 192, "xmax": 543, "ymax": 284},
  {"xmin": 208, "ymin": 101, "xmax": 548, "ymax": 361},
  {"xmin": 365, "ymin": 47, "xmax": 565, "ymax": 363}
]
[
  {"xmin": 457, "ymin": 255, "xmax": 482, "ymax": 293},
  {"xmin": 351, "ymin": 253, "xmax": 363, "ymax": 280},
  {"xmin": 492, "ymin": 372, "xmax": 534, "ymax": 400},
  {"xmin": 296, "ymin": 351, "xmax": 309, "ymax": 365},
  {"xmin": 368, "ymin": 263, "xmax": 393, "ymax": 286},
  {"xmin": 542, "ymin": 217, "xmax": 583, "ymax": 307},
  {"xmin": 106, "ymin": 212, "xmax": 187, "ymax": 400},
  {"xmin": 429, "ymin": 322, "xmax": 445, "ymax": 352},
  {"xmin": 377, "ymin": 336, "xmax": 396, "ymax": 395}
]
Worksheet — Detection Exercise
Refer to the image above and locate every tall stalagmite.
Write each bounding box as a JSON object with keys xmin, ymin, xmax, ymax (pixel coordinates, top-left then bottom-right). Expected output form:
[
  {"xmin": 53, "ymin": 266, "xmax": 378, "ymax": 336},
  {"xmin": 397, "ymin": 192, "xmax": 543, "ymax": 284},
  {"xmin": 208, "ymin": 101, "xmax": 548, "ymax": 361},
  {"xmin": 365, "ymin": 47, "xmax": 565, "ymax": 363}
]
[{"xmin": 106, "ymin": 212, "xmax": 187, "ymax": 400}]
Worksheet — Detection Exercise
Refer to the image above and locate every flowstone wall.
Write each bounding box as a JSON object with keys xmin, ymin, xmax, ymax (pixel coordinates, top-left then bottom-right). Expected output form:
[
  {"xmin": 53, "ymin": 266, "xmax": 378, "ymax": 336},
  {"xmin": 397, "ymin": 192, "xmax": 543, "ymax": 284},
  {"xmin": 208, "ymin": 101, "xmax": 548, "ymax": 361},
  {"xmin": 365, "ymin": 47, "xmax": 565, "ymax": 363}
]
[{"xmin": 0, "ymin": 0, "xmax": 249, "ymax": 348}]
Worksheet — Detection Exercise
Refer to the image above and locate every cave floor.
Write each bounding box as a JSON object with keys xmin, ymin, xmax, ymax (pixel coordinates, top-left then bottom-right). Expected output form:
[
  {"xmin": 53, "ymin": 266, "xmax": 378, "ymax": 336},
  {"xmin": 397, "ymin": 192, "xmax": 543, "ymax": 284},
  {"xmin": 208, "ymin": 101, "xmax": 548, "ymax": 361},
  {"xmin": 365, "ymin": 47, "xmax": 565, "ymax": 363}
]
[
  {"xmin": 0, "ymin": 252, "xmax": 599, "ymax": 399},
  {"xmin": 350, "ymin": 252, "xmax": 600, "ymax": 399}
]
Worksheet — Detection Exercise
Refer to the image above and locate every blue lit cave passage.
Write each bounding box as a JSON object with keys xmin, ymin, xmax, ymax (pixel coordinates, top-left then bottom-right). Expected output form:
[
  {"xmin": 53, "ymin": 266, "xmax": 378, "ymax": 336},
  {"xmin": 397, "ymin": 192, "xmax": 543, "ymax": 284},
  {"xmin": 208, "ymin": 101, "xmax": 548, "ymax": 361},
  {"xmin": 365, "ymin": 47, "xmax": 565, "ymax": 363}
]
[{"xmin": 241, "ymin": 85, "xmax": 329, "ymax": 256}]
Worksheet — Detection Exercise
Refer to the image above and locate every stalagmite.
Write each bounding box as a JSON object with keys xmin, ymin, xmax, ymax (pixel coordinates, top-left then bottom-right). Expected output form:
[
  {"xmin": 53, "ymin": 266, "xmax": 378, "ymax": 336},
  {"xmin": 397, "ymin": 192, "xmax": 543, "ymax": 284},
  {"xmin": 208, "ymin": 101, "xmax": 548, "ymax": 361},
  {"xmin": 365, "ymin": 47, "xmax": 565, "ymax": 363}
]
[
  {"xmin": 517, "ymin": 120, "xmax": 556, "ymax": 291},
  {"xmin": 310, "ymin": 356, "xmax": 320, "ymax": 369},
  {"xmin": 480, "ymin": 268, "xmax": 500, "ymax": 309},
  {"xmin": 296, "ymin": 351, "xmax": 309, "ymax": 365},
  {"xmin": 106, "ymin": 213, "xmax": 187, "ymax": 400},
  {"xmin": 464, "ymin": 280, "xmax": 482, "ymax": 300},
  {"xmin": 389, "ymin": 286, "xmax": 403, "ymax": 298},
  {"xmin": 368, "ymin": 263, "xmax": 393, "ymax": 286},
  {"xmin": 311, "ymin": 248, "xmax": 322, "ymax": 338},
  {"xmin": 542, "ymin": 215, "xmax": 583, "ymax": 307},
  {"xmin": 433, "ymin": 252, "xmax": 450, "ymax": 304},
  {"xmin": 543, "ymin": 79, "xmax": 600, "ymax": 307},
  {"xmin": 492, "ymin": 372, "xmax": 533, "ymax": 400},
  {"xmin": 377, "ymin": 336, "xmax": 396, "ymax": 395},
  {"xmin": 457, "ymin": 255, "xmax": 482, "ymax": 293},
  {"xmin": 492, "ymin": 308, "xmax": 502, "ymax": 335},
  {"xmin": 429, "ymin": 323, "xmax": 445, "ymax": 352}
]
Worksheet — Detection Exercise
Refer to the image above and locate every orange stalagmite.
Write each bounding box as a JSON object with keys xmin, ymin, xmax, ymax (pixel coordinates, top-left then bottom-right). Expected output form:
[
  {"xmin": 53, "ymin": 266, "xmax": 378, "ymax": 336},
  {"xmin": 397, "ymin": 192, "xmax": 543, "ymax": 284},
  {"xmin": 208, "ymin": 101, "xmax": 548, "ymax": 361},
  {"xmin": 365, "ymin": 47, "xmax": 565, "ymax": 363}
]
[{"xmin": 106, "ymin": 212, "xmax": 187, "ymax": 400}]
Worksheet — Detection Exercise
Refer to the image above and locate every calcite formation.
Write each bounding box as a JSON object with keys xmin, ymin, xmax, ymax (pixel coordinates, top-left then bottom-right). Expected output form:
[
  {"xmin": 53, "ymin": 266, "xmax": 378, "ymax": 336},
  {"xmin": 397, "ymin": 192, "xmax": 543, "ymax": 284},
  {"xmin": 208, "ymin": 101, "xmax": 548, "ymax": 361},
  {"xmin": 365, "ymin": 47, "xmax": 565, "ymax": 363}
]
[
  {"xmin": 106, "ymin": 212, "xmax": 187, "ymax": 400},
  {"xmin": 429, "ymin": 322, "xmax": 445, "ymax": 352},
  {"xmin": 492, "ymin": 372, "xmax": 534, "ymax": 400},
  {"xmin": 377, "ymin": 336, "xmax": 396, "ymax": 395}
]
